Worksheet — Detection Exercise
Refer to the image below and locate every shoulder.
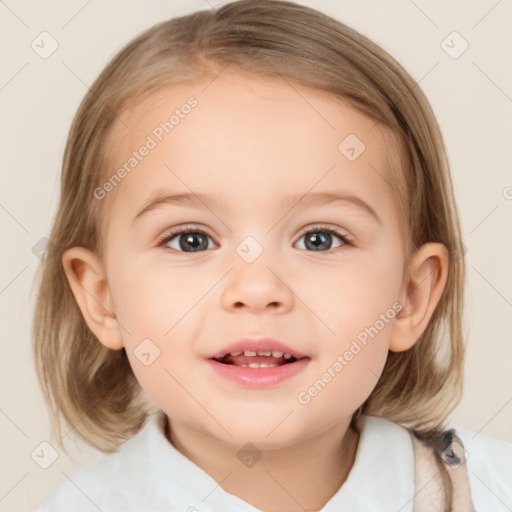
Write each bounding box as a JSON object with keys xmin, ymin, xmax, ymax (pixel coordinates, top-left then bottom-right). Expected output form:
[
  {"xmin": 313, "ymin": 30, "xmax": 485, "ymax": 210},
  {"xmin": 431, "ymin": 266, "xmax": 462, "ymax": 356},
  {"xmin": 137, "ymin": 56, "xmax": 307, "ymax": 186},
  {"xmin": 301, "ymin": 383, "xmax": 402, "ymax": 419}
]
[
  {"xmin": 453, "ymin": 426, "xmax": 512, "ymax": 511},
  {"xmin": 35, "ymin": 412, "xmax": 258, "ymax": 512},
  {"xmin": 355, "ymin": 415, "xmax": 511, "ymax": 510},
  {"xmin": 35, "ymin": 415, "xmax": 159, "ymax": 512}
]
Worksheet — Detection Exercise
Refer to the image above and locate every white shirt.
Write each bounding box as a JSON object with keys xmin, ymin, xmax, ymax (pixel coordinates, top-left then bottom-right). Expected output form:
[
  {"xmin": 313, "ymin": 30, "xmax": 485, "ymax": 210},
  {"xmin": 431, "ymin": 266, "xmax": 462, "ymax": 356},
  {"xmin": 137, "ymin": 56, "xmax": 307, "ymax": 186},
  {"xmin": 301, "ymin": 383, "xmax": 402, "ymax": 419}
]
[{"xmin": 36, "ymin": 411, "xmax": 512, "ymax": 511}]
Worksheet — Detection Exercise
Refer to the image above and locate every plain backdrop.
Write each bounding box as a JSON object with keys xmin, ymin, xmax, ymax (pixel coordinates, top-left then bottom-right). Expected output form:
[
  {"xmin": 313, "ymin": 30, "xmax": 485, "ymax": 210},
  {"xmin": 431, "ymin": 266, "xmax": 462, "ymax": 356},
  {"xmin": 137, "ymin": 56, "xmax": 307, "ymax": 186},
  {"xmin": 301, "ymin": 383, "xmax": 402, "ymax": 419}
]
[{"xmin": 1, "ymin": 0, "xmax": 511, "ymax": 510}]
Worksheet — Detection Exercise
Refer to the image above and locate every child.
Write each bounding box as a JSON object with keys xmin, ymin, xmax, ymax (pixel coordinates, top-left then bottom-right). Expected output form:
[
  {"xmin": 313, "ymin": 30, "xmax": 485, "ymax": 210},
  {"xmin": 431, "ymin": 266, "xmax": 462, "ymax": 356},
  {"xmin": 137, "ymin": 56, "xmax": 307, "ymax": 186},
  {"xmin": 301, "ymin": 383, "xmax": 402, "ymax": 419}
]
[{"xmin": 33, "ymin": 1, "xmax": 511, "ymax": 510}]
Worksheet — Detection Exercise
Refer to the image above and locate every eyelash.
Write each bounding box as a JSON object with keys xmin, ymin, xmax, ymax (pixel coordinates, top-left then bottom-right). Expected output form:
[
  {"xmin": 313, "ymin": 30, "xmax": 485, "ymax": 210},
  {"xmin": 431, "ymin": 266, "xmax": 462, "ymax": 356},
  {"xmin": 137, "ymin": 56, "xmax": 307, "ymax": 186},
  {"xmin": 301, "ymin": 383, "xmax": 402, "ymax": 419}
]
[{"xmin": 157, "ymin": 223, "xmax": 353, "ymax": 254}]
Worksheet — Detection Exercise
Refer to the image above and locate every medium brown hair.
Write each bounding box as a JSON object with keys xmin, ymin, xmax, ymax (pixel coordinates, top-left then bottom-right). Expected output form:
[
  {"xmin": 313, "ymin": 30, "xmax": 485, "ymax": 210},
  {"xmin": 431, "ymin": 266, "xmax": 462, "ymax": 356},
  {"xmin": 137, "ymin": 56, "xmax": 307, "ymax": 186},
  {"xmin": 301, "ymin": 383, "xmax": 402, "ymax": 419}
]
[{"xmin": 33, "ymin": 0, "xmax": 466, "ymax": 464}]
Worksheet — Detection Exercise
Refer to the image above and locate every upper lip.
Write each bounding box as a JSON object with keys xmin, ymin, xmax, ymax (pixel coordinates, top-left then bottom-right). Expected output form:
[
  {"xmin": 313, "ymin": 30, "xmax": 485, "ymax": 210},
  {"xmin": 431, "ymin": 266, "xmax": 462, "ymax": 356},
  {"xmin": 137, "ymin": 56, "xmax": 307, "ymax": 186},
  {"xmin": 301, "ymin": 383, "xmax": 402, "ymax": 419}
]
[{"xmin": 208, "ymin": 337, "xmax": 309, "ymax": 360}]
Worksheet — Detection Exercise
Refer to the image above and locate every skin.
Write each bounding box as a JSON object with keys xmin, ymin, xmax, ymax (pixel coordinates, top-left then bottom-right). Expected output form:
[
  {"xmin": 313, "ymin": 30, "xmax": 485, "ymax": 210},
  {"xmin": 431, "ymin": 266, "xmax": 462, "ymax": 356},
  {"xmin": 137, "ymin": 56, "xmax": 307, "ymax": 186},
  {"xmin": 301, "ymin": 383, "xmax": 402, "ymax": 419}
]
[{"xmin": 63, "ymin": 70, "xmax": 448, "ymax": 511}]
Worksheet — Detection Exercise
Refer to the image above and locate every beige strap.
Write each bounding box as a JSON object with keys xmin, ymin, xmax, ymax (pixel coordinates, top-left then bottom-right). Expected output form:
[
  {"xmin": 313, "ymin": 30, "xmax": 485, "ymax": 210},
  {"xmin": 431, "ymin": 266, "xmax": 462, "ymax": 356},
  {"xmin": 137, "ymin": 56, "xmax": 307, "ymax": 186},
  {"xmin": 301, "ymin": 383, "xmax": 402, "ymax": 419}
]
[
  {"xmin": 411, "ymin": 433, "xmax": 446, "ymax": 511},
  {"xmin": 410, "ymin": 431, "xmax": 476, "ymax": 512}
]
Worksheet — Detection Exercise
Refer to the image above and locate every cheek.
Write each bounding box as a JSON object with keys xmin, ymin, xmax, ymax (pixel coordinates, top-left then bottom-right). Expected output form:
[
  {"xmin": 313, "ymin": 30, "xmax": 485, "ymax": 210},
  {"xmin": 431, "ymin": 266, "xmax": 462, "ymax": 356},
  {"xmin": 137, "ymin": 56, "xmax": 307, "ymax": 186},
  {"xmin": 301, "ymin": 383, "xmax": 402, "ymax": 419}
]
[
  {"xmin": 109, "ymin": 256, "xmax": 202, "ymax": 338},
  {"xmin": 107, "ymin": 256, "xmax": 207, "ymax": 400},
  {"xmin": 307, "ymin": 245, "xmax": 402, "ymax": 395},
  {"xmin": 315, "ymin": 250, "xmax": 403, "ymax": 338}
]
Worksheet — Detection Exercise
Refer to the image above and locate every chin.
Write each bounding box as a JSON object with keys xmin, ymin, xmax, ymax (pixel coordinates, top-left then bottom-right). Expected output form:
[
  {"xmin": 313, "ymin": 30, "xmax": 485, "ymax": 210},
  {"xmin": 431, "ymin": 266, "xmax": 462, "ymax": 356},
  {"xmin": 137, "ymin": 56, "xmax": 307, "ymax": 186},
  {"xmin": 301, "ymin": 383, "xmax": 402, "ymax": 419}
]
[{"xmin": 216, "ymin": 415, "xmax": 310, "ymax": 449}]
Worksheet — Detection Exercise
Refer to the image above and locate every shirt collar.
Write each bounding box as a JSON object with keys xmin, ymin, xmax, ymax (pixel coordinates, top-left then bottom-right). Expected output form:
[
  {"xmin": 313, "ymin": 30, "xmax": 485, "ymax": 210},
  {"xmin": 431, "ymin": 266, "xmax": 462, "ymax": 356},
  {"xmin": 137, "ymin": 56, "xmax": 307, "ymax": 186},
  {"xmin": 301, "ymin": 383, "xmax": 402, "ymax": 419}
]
[{"xmin": 143, "ymin": 411, "xmax": 415, "ymax": 511}]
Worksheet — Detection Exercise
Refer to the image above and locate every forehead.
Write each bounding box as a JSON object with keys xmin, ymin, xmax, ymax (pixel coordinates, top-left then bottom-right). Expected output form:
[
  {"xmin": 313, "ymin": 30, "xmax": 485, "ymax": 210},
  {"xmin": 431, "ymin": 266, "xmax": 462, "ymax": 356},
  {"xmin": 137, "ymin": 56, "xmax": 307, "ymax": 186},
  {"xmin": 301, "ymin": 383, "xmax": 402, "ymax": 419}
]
[{"xmin": 101, "ymin": 71, "xmax": 403, "ymax": 228}]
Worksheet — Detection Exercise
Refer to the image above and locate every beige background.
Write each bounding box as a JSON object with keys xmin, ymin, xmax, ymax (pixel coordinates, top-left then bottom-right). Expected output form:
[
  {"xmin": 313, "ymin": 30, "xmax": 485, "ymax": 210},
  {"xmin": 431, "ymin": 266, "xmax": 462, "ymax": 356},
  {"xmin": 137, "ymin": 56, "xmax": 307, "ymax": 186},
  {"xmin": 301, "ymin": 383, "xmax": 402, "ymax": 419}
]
[{"xmin": 1, "ymin": 0, "xmax": 511, "ymax": 510}]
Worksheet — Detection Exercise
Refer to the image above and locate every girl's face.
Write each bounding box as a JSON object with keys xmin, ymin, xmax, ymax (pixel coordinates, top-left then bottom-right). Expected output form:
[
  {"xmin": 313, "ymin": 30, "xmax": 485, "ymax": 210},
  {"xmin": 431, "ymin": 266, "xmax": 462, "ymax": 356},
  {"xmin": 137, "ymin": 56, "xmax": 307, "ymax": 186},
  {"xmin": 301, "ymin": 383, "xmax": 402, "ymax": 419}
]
[{"xmin": 100, "ymin": 71, "xmax": 407, "ymax": 449}]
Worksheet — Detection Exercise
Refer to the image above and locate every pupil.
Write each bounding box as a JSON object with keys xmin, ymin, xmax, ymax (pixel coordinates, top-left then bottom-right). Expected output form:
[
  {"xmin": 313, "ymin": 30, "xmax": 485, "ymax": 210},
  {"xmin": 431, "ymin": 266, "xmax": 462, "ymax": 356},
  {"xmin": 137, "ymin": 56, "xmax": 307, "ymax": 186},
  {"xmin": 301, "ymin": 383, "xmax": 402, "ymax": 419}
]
[
  {"xmin": 306, "ymin": 231, "xmax": 331, "ymax": 251},
  {"xmin": 180, "ymin": 233, "xmax": 208, "ymax": 252}
]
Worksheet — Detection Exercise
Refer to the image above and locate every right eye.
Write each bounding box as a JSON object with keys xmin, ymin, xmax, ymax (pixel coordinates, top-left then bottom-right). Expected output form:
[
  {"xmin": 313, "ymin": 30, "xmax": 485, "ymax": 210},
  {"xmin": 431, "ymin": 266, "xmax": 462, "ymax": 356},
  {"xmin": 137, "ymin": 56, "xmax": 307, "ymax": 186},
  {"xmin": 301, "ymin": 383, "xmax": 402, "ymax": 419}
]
[{"xmin": 158, "ymin": 226, "xmax": 218, "ymax": 253}]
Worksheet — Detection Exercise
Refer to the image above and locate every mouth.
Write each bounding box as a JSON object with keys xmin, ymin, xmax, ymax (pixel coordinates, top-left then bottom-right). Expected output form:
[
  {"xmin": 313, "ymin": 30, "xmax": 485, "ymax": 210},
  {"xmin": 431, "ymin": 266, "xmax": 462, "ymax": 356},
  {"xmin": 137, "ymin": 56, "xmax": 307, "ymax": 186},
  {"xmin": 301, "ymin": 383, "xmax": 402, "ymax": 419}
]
[
  {"xmin": 206, "ymin": 337, "xmax": 310, "ymax": 387},
  {"xmin": 212, "ymin": 350, "xmax": 302, "ymax": 368}
]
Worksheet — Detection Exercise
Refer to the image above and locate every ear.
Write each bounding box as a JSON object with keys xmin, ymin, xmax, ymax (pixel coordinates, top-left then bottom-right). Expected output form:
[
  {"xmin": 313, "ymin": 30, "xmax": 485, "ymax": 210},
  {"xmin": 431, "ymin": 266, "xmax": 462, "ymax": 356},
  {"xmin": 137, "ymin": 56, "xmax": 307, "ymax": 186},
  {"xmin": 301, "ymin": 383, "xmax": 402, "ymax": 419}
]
[
  {"xmin": 389, "ymin": 242, "xmax": 449, "ymax": 352},
  {"xmin": 62, "ymin": 246, "xmax": 124, "ymax": 350}
]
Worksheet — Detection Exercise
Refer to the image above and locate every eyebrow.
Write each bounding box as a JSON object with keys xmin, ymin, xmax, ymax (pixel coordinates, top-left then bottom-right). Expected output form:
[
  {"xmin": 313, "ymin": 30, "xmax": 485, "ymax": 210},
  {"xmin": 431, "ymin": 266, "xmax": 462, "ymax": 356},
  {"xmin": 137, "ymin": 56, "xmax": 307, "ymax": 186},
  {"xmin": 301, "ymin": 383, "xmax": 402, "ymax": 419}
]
[{"xmin": 132, "ymin": 190, "xmax": 382, "ymax": 225}]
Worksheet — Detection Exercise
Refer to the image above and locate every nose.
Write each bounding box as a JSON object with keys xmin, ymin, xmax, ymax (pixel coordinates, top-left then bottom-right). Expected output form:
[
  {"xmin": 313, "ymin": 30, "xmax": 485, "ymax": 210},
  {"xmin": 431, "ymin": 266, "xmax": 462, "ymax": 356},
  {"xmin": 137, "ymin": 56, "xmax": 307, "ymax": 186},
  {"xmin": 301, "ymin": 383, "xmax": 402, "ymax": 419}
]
[{"xmin": 220, "ymin": 255, "xmax": 295, "ymax": 314}]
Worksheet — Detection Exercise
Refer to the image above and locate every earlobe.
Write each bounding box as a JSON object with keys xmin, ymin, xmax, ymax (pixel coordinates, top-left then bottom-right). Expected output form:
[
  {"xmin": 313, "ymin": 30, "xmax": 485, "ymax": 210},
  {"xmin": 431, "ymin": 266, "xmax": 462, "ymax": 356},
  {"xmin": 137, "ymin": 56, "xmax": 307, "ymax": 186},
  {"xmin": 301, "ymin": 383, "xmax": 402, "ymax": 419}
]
[
  {"xmin": 62, "ymin": 246, "xmax": 124, "ymax": 350},
  {"xmin": 389, "ymin": 243, "xmax": 449, "ymax": 352}
]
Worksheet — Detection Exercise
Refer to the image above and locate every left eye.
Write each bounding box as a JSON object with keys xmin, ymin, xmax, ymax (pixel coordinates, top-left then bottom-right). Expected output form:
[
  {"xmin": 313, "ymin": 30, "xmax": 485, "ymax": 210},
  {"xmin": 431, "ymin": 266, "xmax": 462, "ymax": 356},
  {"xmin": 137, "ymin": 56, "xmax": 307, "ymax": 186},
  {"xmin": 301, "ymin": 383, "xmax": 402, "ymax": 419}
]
[{"xmin": 295, "ymin": 228, "xmax": 349, "ymax": 252}]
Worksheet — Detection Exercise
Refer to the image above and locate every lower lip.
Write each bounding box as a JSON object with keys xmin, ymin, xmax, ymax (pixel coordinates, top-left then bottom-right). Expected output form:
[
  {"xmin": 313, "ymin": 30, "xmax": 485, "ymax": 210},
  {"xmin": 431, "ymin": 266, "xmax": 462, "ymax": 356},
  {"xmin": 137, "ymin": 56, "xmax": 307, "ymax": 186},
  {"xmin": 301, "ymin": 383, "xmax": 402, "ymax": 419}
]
[{"xmin": 206, "ymin": 358, "xmax": 310, "ymax": 388}]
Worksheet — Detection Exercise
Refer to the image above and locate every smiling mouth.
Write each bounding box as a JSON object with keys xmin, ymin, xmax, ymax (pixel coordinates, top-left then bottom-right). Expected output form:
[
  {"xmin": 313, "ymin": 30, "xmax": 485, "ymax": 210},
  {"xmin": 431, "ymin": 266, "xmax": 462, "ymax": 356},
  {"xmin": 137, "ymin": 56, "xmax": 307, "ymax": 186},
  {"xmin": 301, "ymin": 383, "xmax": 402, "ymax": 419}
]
[{"xmin": 213, "ymin": 350, "xmax": 300, "ymax": 368}]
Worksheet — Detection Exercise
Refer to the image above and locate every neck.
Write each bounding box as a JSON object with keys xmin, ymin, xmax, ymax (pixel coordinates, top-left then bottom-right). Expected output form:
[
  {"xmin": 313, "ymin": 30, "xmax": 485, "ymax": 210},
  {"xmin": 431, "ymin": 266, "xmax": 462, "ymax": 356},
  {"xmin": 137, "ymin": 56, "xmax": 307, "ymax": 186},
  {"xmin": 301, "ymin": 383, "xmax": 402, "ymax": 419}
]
[{"xmin": 165, "ymin": 415, "xmax": 360, "ymax": 512}]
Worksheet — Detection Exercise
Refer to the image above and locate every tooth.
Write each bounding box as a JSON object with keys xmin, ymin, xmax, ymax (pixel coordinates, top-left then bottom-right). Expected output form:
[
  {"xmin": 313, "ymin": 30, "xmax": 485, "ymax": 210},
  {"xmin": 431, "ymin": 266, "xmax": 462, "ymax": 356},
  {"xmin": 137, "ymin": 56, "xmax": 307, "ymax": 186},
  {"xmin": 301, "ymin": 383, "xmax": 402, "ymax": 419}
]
[
  {"xmin": 272, "ymin": 351, "xmax": 283, "ymax": 358},
  {"xmin": 230, "ymin": 351, "xmax": 243, "ymax": 356},
  {"xmin": 244, "ymin": 351, "xmax": 257, "ymax": 356},
  {"xmin": 233, "ymin": 362, "xmax": 281, "ymax": 368},
  {"xmin": 283, "ymin": 353, "xmax": 292, "ymax": 359},
  {"xmin": 257, "ymin": 350, "xmax": 272, "ymax": 356}
]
